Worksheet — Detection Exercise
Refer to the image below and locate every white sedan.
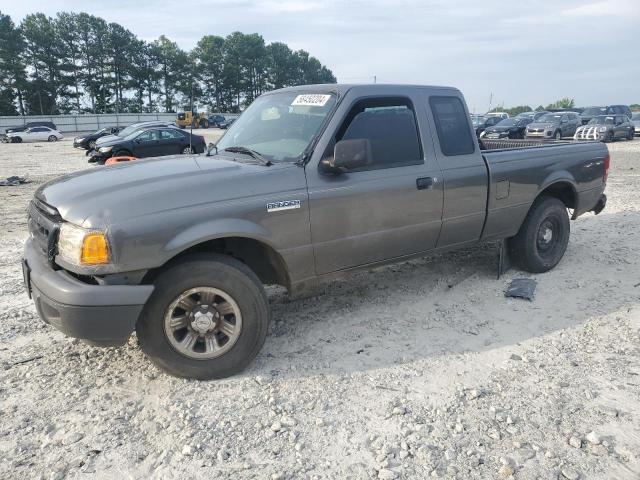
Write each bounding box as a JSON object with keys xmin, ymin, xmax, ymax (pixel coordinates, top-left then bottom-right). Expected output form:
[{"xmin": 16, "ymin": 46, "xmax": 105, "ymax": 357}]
[{"xmin": 4, "ymin": 126, "xmax": 64, "ymax": 143}]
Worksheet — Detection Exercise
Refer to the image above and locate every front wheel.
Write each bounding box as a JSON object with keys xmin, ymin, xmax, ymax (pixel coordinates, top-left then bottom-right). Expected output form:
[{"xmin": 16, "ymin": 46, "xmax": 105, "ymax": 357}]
[
  {"xmin": 136, "ymin": 254, "xmax": 270, "ymax": 379},
  {"xmin": 605, "ymin": 131, "xmax": 614, "ymax": 142},
  {"xmin": 628, "ymin": 129, "xmax": 634, "ymax": 141},
  {"xmin": 13, "ymin": 137, "xmax": 22, "ymax": 143},
  {"xmin": 508, "ymin": 196, "xmax": 570, "ymax": 273},
  {"xmin": 554, "ymin": 130, "xmax": 562, "ymax": 140},
  {"xmin": 48, "ymin": 135, "xmax": 57, "ymax": 142},
  {"xmin": 88, "ymin": 140, "xmax": 96, "ymax": 150}
]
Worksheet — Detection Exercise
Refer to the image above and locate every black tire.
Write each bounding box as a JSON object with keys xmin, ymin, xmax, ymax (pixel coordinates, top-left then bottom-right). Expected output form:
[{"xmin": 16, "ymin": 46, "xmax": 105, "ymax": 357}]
[
  {"xmin": 199, "ymin": 119, "xmax": 209, "ymax": 129},
  {"xmin": 136, "ymin": 254, "xmax": 270, "ymax": 379},
  {"xmin": 48, "ymin": 135, "xmax": 57, "ymax": 142},
  {"xmin": 113, "ymin": 149, "xmax": 132, "ymax": 157},
  {"xmin": 508, "ymin": 196, "xmax": 570, "ymax": 273},
  {"xmin": 554, "ymin": 130, "xmax": 562, "ymax": 140},
  {"xmin": 88, "ymin": 140, "xmax": 96, "ymax": 150},
  {"xmin": 605, "ymin": 131, "xmax": 614, "ymax": 142},
  {"xmin": 181, "ymin": 146, "xmax": 194, "ymax": 154},
  {"xmin": 628, "ymin": 129, "xmax": 634, "ymax": 141},
  {"xmin": 14, "ymin": 137, "xmax": 22, "ymax": 143}
]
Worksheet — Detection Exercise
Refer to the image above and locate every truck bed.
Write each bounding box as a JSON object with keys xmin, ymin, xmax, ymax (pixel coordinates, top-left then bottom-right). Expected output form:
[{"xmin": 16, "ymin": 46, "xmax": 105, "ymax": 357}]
[{"xmin": 480, "ymin": 140, "xmax": 609, "ymax": 242}]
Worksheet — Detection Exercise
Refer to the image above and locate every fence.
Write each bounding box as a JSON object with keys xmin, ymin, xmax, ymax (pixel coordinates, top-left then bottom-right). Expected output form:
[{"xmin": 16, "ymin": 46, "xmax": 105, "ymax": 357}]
[{"xmin": 0, "ymin": 113, "xmax": 239, "ymax": 134}]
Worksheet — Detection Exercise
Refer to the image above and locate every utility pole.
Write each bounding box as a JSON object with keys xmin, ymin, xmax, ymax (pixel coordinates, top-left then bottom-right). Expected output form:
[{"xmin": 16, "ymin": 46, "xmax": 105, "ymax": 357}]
[
  {"xmin": 189, "ymin": 82, "xmax": 194, "ymax": 153},
  {"xmin": 488, "ymin": 93, "xmax": 493, "ymax": 113},
  {"xmin": 373, "ymin": 75, "xmax": 377, "ymax": 84}
]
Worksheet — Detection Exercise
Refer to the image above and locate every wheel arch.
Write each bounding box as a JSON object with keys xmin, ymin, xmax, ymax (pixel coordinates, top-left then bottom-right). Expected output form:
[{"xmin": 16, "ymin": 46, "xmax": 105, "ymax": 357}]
[{"xmin": 143, "ymin": 227, "xmax": 291, "ymax": 291}]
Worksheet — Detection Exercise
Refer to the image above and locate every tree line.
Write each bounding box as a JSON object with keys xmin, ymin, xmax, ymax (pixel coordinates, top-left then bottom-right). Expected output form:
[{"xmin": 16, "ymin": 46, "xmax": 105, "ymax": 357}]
[{"xmin": 0, "ymin": 11, "xmax": 336, "ymax": 116}]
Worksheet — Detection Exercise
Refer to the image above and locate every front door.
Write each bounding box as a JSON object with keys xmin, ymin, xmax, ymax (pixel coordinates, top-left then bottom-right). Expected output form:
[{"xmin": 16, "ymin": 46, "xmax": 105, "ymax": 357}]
[
  {"xmin": 306, "ymin": 94, "xmax": 444, "ymax": 275},
  {"xmin": 132, "ymin": 130, "xmax": 161, "ymax": 157},
  {"xmin": 158, "ymin": 128, "xmax": 186, "ymax": 154}
]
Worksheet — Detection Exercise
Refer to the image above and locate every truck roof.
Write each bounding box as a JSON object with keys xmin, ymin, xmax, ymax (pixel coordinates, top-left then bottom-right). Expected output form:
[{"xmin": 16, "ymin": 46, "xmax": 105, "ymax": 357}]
[{"xmin": 268, "ymin": 83, "xmax": 462, "ymax": 97}]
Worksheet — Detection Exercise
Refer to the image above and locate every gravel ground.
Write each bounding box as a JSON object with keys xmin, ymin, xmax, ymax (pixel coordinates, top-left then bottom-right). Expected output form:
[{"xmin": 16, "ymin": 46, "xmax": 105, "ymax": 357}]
[{"xmin": 0, "ymin": 136, "xmax": 639, "ymax": 480}]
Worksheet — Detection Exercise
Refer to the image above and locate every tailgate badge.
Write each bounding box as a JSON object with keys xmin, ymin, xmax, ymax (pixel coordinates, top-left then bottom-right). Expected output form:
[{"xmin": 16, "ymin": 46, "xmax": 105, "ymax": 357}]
[{"xmin": 267, "ymin": 200, "xmax": 301, "ymax": 212}]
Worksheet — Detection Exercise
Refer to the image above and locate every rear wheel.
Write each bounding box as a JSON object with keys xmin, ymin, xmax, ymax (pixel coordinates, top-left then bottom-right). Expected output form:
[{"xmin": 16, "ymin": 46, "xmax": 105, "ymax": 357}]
[
  {"xmin": 182, "ymin": 146, "xmax": 194, "ymax": 154},
  {"xmin": 628, "ymin": 129, "xmax": 634, "ymax": 141},
  {"xmin": 199, "ymin": 119, "xmax": 209, "ymax": 129},
  {"xmin": 508, "ymin": 196, "xmax": 570, "ymax": 273},
  {"xmin": 13, "ymin": 137, "xmax": 22, "ymax": 143},
  {"xmin": 48, "ymin": 135, "xmax": 57, "ymax": 142},
  {"xmin": 136, "ymin": 254, "xmax": 270, "ymax": 379}
]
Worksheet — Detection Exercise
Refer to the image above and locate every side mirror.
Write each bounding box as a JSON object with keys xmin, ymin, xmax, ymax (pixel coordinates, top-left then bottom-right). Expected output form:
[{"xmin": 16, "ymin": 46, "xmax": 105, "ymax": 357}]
[{"xmin": 321, "ymin": 138, "xmax": 373, "ymax": 174}]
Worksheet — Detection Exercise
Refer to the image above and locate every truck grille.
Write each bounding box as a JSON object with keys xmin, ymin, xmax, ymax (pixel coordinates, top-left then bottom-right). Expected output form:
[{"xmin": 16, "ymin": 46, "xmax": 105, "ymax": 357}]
[
  {"xmin": 28, "ymin": 197, "xmax": 61, "ymax": 263},
  {"xmin": 574, "ymin": 127, "xmax": 600, "ymax": 140}
]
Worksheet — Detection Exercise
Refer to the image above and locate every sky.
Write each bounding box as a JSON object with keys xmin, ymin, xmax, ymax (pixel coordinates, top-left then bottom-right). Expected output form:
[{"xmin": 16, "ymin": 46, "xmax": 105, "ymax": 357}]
[{"xmin": 3, "ymin": 0, "xmax": 639, "ymax": 112}]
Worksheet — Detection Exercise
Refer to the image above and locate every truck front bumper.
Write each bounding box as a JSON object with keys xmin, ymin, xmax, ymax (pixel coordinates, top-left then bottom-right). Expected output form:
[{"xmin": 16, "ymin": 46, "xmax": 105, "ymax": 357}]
[{"xmin": 23, "ymin": 238, "xmax": 154, "ymax": 347}]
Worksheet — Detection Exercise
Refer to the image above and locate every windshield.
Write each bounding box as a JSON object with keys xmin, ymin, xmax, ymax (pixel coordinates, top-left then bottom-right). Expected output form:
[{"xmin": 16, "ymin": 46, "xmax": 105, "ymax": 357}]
[
  {"xmin": 582, "ymin": 107, "xmax": 607, "ymax": 116},
  {"xmin": 93, "ymin": 127, "xmax": 109, "ymax": 135},
  {"xmin": 216, "ymin": 92, "xmax": 337, "ymax": 162},
  {"xmin": 588, "ymin": 116, "xmax": 615, "ymax": 125},
  {"xmin": 537, "ymin": 114, "xmax": 562, "ymax": 123}
]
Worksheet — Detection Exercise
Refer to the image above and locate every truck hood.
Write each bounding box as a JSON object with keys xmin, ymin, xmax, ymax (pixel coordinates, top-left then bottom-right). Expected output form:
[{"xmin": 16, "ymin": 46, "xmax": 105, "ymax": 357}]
[{"xmin": 35, "ymin": 154, "xmax": 295, "ymax": 227}]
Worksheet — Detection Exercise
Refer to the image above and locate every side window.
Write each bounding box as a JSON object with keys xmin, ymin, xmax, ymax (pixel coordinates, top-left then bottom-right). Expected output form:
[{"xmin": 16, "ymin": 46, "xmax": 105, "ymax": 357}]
[
  {"xmin": 334, "ymin": 97, "xmax": 422, "ymax": 171},
  {"xmin": 31, "ymin": 127, "xmax": 45, "ymax": 132},
  {"xmin": 136, "ymin": 130, "xmax": 158, "ymax": 142},
  {"xmin": 160, "ymin": 129, "xmax": 182, "ymax": 139},
  {"xmin": 429, "ymin": 96, "xmax": 475, "ymax": 156}
]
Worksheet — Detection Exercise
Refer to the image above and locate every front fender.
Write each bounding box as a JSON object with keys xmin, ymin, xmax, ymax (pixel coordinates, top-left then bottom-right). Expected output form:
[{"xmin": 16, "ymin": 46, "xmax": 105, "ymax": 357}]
[{"xmin": 164, "ymin": 217, "xmax": 276, "ymax": 254}]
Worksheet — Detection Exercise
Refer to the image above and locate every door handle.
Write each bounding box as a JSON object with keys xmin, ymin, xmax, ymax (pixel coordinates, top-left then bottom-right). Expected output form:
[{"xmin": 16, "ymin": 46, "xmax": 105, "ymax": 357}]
[{"xmin": 416, "ymin": 177, "xmax": 434, "ymax": 190}]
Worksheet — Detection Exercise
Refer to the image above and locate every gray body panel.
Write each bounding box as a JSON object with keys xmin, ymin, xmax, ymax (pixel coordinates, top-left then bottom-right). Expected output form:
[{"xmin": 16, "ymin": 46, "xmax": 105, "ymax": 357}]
[{"xmin": 30, "ymin": 84, "xmax": 608, "ymax": 299}]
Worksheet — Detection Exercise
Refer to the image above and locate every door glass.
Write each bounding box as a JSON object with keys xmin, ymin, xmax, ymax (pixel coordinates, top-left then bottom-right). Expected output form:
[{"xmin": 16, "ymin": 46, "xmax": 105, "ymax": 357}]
[
  {"xmin": 333, "ymin": 97, "xmax": 422, "ymax": 171},
  {"xmin": 136, "ymin": 130, "xmax": 158, "ymax": 142},
  {"xmin": 429, "ymin": 96, "xmax": 475, "ymax": 156}
]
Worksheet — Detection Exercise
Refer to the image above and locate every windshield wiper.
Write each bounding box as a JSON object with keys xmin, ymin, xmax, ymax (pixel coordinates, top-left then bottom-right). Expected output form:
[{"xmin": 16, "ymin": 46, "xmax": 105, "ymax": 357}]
[{"xmin": 223, "ymin": 146, "xmax": 272, "ymax": 166}]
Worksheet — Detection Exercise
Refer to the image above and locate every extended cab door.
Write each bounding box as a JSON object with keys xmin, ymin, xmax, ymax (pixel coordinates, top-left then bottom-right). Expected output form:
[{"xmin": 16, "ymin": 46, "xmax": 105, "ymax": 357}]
[
  {"xmin": 306, "ymin": 91, "xmax": 444, "ymax": 275},
  {"xmin": 424, "ymin": 94, "xmax": 488, "ymax": 248}
]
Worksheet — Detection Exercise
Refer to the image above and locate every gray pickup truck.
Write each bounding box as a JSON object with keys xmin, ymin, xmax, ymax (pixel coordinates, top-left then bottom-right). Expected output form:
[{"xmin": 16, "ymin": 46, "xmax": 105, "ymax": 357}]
[{"xmin": 23, "ymin": 84, "xmax": 608, "ymax": 379}]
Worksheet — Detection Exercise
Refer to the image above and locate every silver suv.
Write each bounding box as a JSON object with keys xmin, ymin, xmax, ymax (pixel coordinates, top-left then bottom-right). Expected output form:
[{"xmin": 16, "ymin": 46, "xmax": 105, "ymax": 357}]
[{"xmin": 525, "ymin": 112, "xmax": 581, "ymax": 140}]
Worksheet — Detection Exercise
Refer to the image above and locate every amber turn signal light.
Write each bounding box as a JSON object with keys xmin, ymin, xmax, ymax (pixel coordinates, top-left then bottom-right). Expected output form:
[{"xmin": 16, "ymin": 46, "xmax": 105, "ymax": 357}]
[{"xmin": 81, "ymin": 233, "xmax": 110, "ymax": 265}]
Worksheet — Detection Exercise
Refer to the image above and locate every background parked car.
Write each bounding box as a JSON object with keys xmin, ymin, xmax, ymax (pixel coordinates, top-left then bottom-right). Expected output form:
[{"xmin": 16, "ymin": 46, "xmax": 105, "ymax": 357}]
[
  {"xmin": 218, "ymin": 118, "xmax": 236, "ymax": 129},
  {"xmin": 207, "ymin": 114, "xmax": 226, "ymax": 127},
  {"xmin": 5, "ymin": 121, "xmax": 57, "ymax": 134},
  {"xmin": 574, "ymin": 115, "xmax": 635, "ymax": 142},
  {"xmin": 515, "ymin": 111, "xmax": 551, "ymax": 121},
  {"xmin": 89, "ymin": 126, "xmax": 206, "ymax": 164},
  {"xmin": 485, "ymin": 112, "xmax": 509, "ymax": 119},
  {"xmin": 481, "ymin": 117, "xmax": 534, "ymax": 139},
  {"xmin": 474, "ymin": 116, "xmax": 502, "ymax": 137},
  {"xmin": 74, "ymin": 126, "xmax": 125, "ymax": 150},
  {"xmin": 631, "ymin": 112, "xmax": 640, "ymax": 136},
  {"xmin": 525, "ymin": 112, "xmax": 581, "ymax": 140},
  {"xmin": 3, "ymin": 126, "xmax": 63, "ymax": 143},
  {"xmin": 580, "ymin": 106, "xmax": 608, "ymax": 125},
  {"xmin": 94, "ymin": 121, "xmax": 176, "ymax": 148}
]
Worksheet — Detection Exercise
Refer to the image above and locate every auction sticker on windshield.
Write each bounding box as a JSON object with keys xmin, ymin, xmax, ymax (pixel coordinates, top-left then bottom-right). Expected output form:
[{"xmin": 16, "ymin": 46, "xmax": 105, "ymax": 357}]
[{"xmin": 291, "ymin": 94, "xmax": 332, "ymax": 107}]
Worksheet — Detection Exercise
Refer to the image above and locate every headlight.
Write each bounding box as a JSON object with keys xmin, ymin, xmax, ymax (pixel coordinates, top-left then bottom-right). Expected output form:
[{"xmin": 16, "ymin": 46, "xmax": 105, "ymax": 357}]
[
  {"xmin": 76, "ymin": 137, "xmax": 85, "ymax": 142},
  {"xmin": 98, "ymin": 146, "xmax": 112, "ymax": 153},
  {"xmin": 58, "ymin": 223, "xmax": 110, "ymax": 265},
  {"xmin": 597, "ymin": 127, "xmax": 607, "ymax": 133}
]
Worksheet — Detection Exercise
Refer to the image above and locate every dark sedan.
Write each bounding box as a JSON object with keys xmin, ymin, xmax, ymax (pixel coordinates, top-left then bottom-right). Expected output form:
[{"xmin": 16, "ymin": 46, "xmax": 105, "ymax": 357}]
[
  {"xmin": 474, "ymin": 116, "xmax": 502, "ymax": 138},
  {"xmin": 482, "ymin": 117, "xmax": 534, "ymax": 139},
  {"xmin": 218, "ymin": 118, "xmax": 236, "ymax": 129},
  {"xmin": 88, "ymin": 126, "xmax": 206, "ymax": 164},
  {"xmin": 74, "ymin": 126, "xmax": 125, "ymax": 150}
]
